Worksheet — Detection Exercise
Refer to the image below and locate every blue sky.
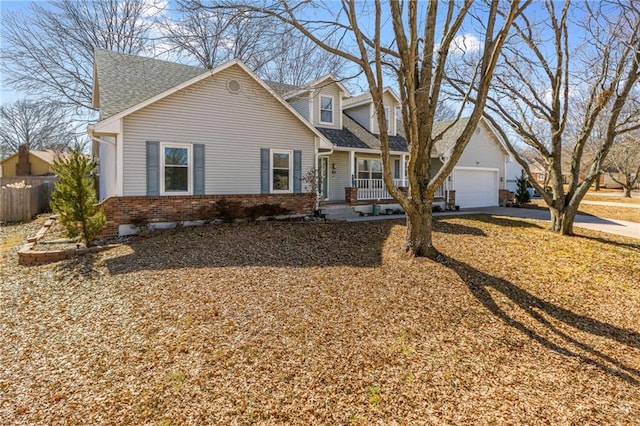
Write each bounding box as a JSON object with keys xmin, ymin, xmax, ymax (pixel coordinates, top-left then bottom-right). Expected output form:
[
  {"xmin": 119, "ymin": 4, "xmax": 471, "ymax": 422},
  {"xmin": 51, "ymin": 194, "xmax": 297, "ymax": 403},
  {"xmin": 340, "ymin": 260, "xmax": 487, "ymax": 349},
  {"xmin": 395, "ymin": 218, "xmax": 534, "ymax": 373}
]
[{"xmin": 0, "ymin": 0, "xmax": 591, "ymax": 108}]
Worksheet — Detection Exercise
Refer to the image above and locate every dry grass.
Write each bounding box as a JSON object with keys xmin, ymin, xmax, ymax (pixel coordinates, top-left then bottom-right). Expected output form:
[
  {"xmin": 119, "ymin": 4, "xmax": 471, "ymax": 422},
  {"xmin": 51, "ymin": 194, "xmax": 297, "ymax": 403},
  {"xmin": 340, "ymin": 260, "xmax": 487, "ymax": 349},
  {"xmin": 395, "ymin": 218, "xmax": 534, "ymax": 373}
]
[
  {"xmin": 1, "ymin": 216, "xmax": 639, "ymax": 424},
  {"xmin": 528, "ymin": 199, "xmax": 640, "ymax": 223},
  {"xmin": 583, "ymin": 194, "xmax": 640, "ymax": 205}
]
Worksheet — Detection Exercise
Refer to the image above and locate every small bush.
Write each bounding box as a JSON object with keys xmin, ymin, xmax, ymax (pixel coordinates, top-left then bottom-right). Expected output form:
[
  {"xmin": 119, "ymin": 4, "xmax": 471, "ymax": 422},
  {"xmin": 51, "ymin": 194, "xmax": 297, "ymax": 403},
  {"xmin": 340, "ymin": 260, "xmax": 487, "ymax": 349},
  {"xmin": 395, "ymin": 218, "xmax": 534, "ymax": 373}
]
[
  {"xmin": 51, "ymin": 150, "xmax": 105, "ymax": 245},
  {"xmin": 216, "ymin": 199, "xmax": 245, "ymax": 222},
  {"xmin": 515, "ymin": 171, "xmax": 531, "ymax": 205},
  {"xmin": 246, "ymin": 203, "xmax": 292, "ymax": 220},
  {"xmin": 196, "ymin": 203, "xmax": 218, "ymax": 221}
]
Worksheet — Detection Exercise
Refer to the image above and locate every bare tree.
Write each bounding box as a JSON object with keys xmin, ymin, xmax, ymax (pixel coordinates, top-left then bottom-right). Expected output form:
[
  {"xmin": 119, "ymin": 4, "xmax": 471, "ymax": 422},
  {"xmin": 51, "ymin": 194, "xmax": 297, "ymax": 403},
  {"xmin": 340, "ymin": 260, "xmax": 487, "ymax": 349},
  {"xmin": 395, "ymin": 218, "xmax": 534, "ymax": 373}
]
[
  {"xmin": 164, "ymin": 2, "xmax": 346, "ymax": 84},
  {"xmin": 202, "ymin": 0, "xmax": 527, "ymax": 258},
  {"xmin": 0, "ymin": 100, "xmax": 79, "ymax": 160},
  {"xmin": 604, "ymin": 135, "xmax": 640, "ymax": 197},
  {"xmin": 452, "ymin": 0, "xmax": 640, "ymax": 234},
  {"xmin": 1, "ymin": 0, "xmax": 155, "ymax": 112},
  {"xmin": 260, "ymin": 31, "xmax": 347, "ymax": 86},
  {"xmin": 163, "ymin": 2, "xmax": 279, "ymax": 72}
]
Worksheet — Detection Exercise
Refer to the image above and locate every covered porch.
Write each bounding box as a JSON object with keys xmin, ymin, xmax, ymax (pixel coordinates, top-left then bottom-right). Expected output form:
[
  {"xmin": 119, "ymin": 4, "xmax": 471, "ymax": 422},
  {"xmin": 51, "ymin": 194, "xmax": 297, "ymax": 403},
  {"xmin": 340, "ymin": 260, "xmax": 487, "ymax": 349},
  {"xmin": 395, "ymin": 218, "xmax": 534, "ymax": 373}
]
[{"xmin": 317, "ymin": 149, "xmax": 453, "ymax": 207}]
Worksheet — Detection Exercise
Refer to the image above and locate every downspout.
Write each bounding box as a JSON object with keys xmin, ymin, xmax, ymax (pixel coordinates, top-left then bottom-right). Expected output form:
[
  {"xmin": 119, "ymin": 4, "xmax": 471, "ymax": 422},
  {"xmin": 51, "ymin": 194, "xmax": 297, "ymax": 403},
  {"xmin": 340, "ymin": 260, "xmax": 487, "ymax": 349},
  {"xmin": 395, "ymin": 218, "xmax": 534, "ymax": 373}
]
[{"xmin": 440, "ymin": 154, "xmax": 449, "ymax": 206}]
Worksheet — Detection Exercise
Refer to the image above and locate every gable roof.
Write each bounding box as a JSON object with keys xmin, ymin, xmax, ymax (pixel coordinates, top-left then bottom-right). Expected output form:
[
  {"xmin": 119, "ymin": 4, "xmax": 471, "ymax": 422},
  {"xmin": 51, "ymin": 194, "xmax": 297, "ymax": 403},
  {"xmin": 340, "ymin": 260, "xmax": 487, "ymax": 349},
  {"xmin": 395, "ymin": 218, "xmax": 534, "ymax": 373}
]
[
  {"xmin": 264, "ymin": 80, "xmax": 300, "ymax": 96},
  {"xmin": 395, "ymin": 116, "xmax": 510, "ymax": 158},
  {"xmin": 265, "ymin": 74, "xmax": 350, "ymax": 99},
  {"xmin": 343, "ymin": 87, "xmax": 402, "ymax": 108},
  {"xmin": 93, "ymin": 49, "xmax": 204, "ymax": 119},
  {"xmin": 92, "ymin": 51, "xmax": 333, "ymax": 149},
  {"xmin": 316, "ymin": 113, "xmax": 408, "ymax": 152}
]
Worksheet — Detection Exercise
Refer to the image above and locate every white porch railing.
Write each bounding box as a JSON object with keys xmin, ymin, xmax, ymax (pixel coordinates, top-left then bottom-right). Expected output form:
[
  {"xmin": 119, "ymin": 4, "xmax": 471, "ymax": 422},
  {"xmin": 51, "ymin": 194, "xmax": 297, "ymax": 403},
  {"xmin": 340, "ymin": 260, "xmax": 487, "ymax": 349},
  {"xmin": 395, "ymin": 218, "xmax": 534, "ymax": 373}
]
[{"xmin": 354, "ymin": 178, "xmax": 445, "ymax": 200}]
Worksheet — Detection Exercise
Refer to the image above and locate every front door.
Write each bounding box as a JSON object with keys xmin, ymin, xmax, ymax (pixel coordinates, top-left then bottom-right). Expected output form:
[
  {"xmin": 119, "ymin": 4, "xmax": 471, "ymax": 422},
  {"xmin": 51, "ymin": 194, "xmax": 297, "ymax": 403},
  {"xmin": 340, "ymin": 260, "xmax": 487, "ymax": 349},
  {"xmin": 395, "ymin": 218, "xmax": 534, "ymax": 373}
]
[{"xmin": 318, "ymin": 157, "xmax": 329, "ymax": 200}]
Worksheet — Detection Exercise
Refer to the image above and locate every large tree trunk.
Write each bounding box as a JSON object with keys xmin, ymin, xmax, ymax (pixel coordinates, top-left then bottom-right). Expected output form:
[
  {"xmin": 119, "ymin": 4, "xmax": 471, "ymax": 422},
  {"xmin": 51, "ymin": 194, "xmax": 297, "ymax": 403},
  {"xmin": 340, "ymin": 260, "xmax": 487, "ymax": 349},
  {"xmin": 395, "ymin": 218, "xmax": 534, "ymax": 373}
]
[
  {"xmin": 549, "ymin": 203, "xmax": 578, "ymax": 235},
  {"xmin": 623, "ymin": 185, "xmax": 632, "ymax": 198},
  {"xmin": 405, "ymin": 201, "xmax": 439, "ymax": 259}
]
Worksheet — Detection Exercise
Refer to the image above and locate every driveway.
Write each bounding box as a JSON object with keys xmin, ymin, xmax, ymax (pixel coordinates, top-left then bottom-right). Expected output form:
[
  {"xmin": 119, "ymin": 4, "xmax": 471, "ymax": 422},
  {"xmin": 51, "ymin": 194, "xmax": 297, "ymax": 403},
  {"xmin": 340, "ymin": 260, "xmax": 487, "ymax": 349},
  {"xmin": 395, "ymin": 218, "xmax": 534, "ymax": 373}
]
[
  {"xmin": 462, "ymin": 206, "xmax": 640, "ymax": 240},
  {"xmin": 348, "ymin": 207, "xmax": 640, "ymax": 240}
]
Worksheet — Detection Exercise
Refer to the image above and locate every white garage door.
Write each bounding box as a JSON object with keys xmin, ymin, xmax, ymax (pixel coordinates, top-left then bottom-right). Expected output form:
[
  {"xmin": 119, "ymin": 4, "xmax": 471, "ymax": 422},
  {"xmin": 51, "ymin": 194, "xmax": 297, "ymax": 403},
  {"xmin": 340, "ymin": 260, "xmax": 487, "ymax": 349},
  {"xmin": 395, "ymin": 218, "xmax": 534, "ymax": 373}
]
[{"xmin": 454, "ymin": 168, "xmax": 499, "ymax": 208}]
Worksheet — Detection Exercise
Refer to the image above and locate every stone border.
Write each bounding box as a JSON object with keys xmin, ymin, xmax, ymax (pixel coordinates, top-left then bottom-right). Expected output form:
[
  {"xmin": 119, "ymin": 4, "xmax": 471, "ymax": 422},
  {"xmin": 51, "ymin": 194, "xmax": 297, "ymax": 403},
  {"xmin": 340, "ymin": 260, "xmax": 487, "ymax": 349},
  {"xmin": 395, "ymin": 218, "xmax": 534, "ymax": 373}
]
[{"xmin": 18, "ymin": 217, "xmax": 120, "ymax": 266}]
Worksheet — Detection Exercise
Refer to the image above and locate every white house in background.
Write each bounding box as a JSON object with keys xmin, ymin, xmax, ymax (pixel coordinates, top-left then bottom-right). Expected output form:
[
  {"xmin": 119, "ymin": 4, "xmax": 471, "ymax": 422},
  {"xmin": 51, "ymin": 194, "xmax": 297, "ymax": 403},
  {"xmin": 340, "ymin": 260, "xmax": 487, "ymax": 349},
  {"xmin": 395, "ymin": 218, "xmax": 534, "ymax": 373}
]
[{"xmin": 90, "ymin": 49, "xmax": 513, "ymax": 234}]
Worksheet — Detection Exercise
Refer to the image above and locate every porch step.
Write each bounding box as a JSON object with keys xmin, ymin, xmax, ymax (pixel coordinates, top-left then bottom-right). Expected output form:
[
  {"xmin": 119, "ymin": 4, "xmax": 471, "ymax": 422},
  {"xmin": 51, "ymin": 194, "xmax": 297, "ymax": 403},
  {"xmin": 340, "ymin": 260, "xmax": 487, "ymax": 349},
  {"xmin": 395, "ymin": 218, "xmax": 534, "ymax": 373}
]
[{"xmin": 320, "ymin": 205, "xmax": 360, "ymax": 221}]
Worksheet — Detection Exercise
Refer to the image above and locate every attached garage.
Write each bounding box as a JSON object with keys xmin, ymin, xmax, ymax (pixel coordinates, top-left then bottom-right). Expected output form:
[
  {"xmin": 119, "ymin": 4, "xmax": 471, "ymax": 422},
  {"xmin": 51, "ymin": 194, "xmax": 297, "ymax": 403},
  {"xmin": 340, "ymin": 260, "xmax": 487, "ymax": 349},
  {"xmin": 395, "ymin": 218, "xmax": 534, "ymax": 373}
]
[{"xmin": 454, "ymin": 167, "xmax": 499, "ymax": 208}]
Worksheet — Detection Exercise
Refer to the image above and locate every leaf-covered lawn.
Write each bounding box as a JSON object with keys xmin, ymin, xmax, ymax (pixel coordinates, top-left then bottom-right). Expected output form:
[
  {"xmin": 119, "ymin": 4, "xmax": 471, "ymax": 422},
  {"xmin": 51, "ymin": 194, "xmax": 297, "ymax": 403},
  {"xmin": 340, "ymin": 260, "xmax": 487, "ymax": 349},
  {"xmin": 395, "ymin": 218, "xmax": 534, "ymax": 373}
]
[{"xmin": 1, "ymin": 216, "xmax": 639, "ymax": 424}]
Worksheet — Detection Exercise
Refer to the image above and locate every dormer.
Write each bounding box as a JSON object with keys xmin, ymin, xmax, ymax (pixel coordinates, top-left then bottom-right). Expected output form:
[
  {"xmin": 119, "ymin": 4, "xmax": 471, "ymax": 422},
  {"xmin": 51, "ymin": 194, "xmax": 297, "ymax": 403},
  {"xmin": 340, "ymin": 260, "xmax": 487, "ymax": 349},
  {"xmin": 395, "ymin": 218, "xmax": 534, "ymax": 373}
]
[
  {"xmin": 277, "ymin": 75, "xmax": 350, "ymax": 130},
  {"xmin": 343, "ymin": 87, "xmax": 401, "ymax": 136}
]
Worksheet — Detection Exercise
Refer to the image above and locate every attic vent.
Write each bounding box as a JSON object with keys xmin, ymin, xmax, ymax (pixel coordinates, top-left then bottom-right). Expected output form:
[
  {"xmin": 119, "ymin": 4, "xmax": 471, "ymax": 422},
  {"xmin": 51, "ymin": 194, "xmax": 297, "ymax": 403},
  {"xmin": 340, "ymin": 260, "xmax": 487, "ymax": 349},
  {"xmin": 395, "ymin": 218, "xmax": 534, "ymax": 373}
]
[
  {"xmin": 475, "ymin": 127, "xmax": 480, "ymax": 134},
  {"xmin": 227, "ymin": 79, "xmax": 241, "ymax": 93}
]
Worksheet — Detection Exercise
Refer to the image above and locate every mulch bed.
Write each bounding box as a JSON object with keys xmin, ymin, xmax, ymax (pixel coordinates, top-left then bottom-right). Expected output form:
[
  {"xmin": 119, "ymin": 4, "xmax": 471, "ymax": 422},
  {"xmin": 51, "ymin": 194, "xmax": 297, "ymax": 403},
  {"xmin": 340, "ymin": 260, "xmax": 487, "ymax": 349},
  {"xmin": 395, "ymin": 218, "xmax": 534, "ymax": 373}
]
[{"xmin": 1, "ymin": 216, "xmax": 638, "ymax": 424}]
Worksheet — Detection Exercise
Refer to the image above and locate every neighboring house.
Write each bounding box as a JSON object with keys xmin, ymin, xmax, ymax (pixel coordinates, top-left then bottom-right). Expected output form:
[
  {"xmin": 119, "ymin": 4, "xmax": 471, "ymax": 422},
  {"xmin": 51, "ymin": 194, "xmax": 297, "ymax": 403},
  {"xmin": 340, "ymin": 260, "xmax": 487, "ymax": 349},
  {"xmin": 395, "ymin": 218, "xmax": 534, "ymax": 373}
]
[
  {"xmin": 505, "ymin": 157, "xmax": 546, "ymax": 193},
  {"xmin": 597, "ymin": 168, "xmax": 624, "ymax": 189},
  {"xmin": 0, "ymin": 145, "xmax": 71, "ymax": 178},
  {"xmin": 91, "ymin": 49, "xmax": 512, "ymax": 235}
]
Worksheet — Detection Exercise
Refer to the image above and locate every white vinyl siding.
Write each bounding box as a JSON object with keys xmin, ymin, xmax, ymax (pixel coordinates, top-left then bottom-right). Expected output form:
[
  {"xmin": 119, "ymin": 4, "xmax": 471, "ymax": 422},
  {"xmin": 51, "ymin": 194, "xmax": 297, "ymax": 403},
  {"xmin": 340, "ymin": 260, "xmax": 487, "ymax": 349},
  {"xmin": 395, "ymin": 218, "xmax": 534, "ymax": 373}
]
[
  {"xmin": 344, "ymin": 104, "xmax": 371, "ymax": 132},
  {"xmin": 370, "ymin": 91, "xmax": 398, "ymax": 135},
  {"xmin": 121, "ymin": 65, "xmax": 316, "ymax": 196},
  {"xmin": 97, "ymin": 136, "xmax": 117, "ymax": 201},
  {"xmin": 290, "ymin": 96, "xmax": 310, "ymax": 121}
]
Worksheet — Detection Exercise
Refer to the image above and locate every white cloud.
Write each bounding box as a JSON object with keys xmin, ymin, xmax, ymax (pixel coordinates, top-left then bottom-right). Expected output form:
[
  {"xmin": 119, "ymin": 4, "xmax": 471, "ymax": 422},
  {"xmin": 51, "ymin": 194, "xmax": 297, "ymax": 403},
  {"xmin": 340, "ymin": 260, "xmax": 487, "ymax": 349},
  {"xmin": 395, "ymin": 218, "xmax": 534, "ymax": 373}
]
[
  {"xmin": 450, "ymin": 34, "xmax": 481, "ymax": 55},
  {"xmin": 141, "ymin": 0, "xmax": 168, "ymax": 18}
]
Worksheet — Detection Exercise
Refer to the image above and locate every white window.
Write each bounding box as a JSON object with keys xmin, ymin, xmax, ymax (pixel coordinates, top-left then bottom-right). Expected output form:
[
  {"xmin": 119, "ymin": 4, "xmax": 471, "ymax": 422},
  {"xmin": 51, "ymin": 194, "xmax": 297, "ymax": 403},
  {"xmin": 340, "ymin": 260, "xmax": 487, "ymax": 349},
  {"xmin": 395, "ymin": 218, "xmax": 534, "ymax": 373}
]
[
  {"xmin": 161, "ymin": 143, "xmax": 191, "ymax": 195},
  {"xmin": 393, "ymin": 158, "xmax": 401, "ymax": 179},
  {"xmin": 320, "ymin": 95, "xmax": 334, "ymax": 124},
  {"xmin": 271, "ymin": 149, "xmax": 293, "ymax": 193},
  {"xmin": 357, "ymin": 159, "xmax": 383, "ymax": 180}
]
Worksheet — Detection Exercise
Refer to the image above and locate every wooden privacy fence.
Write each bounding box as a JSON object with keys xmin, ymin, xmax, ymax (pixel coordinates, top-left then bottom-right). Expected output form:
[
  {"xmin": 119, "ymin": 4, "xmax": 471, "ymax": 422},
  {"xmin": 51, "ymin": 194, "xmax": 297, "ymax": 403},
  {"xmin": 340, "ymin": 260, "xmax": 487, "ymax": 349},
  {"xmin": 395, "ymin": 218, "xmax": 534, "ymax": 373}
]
[{"xmin": 0, "ymin": 178, "xmax": 57, "ymax": 223}]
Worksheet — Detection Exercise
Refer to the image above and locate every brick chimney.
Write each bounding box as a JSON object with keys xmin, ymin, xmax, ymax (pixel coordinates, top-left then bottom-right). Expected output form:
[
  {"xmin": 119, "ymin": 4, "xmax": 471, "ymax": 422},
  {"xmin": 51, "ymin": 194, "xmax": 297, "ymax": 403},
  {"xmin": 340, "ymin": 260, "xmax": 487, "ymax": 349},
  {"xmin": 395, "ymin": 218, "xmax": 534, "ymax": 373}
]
[{"xmin": 16, "ymin": 144, "xmax": 32, "ymax": 176}]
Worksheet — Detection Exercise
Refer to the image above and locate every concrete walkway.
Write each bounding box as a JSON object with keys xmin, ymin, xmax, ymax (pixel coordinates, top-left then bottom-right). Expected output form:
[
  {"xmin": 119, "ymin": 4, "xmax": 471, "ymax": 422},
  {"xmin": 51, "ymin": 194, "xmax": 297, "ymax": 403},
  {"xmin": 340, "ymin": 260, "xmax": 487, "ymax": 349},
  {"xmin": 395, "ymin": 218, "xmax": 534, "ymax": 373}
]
[
  {"xmin": 580, "ymin": 200, "xmax": 640, "ymax": 208},
  {"xmin": 345, "ymin": 207, "xmax": 640, "ymax": 240}
]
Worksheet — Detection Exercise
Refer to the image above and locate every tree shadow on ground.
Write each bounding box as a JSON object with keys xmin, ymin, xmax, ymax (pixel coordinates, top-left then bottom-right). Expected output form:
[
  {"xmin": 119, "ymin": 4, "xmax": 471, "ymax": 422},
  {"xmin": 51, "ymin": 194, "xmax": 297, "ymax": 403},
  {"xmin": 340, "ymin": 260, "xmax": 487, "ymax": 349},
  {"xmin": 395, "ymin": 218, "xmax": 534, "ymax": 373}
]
[
  {"xmin": 574, "ymin": 233, "xmax": 640, "ymax": 251},
  {"xmin": 443, "ymin": 255, "xmax": 640, "ymax": 385},
  {"xmin": 433, "ymin": 218, "xmax": 487, "ymax": 236},
  {"xmin": 54, "ymin": 253, "xmax": 99, "ymax": 279},
  {"xmin": 104, "ymin": 220, "xmax": 400, "ymax": 274},
  {"xmin": 459, "ymin": 214, "xmax": 546, "ymax": 230}
]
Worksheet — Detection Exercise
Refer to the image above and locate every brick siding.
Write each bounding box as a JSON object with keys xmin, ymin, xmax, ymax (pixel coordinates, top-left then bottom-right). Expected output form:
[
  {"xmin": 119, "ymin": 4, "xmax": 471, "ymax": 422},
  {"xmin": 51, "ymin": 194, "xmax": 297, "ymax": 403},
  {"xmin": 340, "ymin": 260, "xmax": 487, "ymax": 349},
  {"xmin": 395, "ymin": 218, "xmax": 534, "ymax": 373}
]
[{"xmin": 98, "ymin": 193, "xmax": 314, "ymax": 236}]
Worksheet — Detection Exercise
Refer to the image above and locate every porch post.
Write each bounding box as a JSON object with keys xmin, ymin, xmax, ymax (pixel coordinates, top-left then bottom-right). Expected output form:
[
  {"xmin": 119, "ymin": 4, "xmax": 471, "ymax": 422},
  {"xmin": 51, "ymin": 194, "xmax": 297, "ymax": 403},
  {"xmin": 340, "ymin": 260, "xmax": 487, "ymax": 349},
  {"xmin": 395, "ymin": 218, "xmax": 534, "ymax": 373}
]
[
  {"xmin": 401, "ymin": 154, "xmax": 407, "ymax": 185},
  {"xmin": 349, "ymin": 151, "xmax": 356, "ymax": 186}
]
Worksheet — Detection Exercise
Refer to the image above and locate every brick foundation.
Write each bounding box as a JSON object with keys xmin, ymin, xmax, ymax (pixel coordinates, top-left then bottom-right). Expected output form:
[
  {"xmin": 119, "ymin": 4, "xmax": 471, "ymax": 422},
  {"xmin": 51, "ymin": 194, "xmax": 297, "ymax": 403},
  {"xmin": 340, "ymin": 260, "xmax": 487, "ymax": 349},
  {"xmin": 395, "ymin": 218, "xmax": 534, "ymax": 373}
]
[
  {"xmin": 98, "ymin": 193, "xmax": 314, "ymax": 236},
  {"xmin": 499, "ymin": 189, "xmax": 515, "ymax": 205},
  {"xmin": 446, "ymin": 190, "xmax": 456, "ymax": 209}
]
